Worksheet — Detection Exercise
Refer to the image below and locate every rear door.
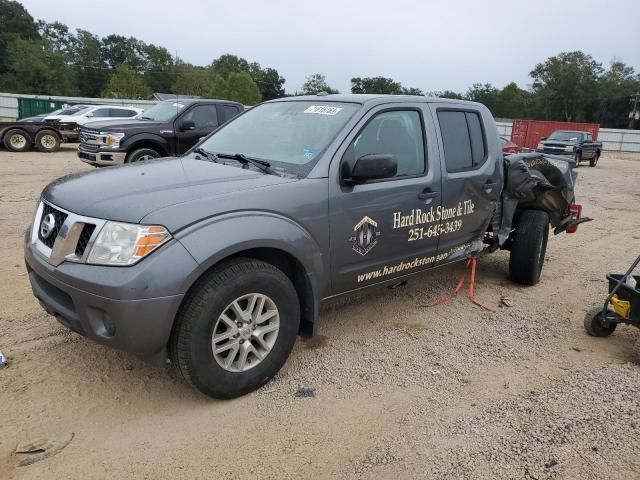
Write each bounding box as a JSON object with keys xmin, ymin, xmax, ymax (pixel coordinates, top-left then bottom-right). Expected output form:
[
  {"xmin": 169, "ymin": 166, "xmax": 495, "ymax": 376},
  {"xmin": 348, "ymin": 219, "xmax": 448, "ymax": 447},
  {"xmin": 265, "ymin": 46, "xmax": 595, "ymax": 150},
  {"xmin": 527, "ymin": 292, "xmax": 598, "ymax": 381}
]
[
  {"xmin": 430, "ymin": 105, "xmax": 501, "ymax": 265},
  {"xmin": 328, "ymin": 103, "xmax": 442, "ymax": 294},
  {"xmin": 174, "ymin": 104, "xmax": 220, "ymax": 153}
]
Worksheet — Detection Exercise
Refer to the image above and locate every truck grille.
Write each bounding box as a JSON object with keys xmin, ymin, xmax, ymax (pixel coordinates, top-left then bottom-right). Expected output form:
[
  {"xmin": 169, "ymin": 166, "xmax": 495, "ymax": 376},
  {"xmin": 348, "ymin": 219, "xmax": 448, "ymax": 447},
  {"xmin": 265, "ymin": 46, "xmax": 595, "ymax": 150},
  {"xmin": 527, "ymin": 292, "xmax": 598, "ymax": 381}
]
[
  {"xmin": 38, "ymin": 203, "xmax": 68, "ymax": 248},
  {"xmin": 31, "ymin": 201, "xmax": 104, "ymax": 266},
  {"xmin": 75, "ymin": 224, "xmax": 96, "ymax": 257},
  {"xmin": 79, "ymin": 128, "xmax": 102, "ymax": 151}
]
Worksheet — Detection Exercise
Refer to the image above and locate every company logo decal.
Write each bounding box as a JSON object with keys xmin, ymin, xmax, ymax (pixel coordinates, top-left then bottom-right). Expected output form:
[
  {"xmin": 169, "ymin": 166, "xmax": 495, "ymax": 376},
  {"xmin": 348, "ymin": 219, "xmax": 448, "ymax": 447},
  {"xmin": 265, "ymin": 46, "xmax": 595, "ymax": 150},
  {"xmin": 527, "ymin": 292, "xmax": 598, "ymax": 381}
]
[{"xmin": 350, "ymin": 216, "xmax": 381, "ymax": 256}]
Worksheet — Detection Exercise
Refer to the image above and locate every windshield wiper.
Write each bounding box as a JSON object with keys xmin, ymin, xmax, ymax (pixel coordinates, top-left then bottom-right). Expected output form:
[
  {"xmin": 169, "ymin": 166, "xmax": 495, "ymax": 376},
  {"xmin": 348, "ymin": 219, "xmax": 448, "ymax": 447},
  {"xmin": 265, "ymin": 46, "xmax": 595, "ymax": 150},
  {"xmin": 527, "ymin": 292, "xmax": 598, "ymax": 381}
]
[
  {"xmin": 193, "ymin": 147, "xmax": 219, "ymax": 162},
  {"xmin": 216, "ymin": 153, "xmax": 281, "ymax": 176}
]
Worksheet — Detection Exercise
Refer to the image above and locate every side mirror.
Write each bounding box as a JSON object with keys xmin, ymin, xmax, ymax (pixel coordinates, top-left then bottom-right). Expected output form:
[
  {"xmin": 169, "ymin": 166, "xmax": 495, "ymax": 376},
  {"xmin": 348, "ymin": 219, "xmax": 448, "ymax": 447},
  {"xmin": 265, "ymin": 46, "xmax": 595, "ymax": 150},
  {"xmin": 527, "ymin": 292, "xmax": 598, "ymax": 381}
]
[
  {"xmin": 180, "ymin": 120, "xmax": 196, "ymax": 131},
  {"xmin": 343, "ymin": 153, "xmax": 397, "ymax": 184},
  {"xmin": 86, "ymin": 113, "xmax": 94, "ymax": 118}
]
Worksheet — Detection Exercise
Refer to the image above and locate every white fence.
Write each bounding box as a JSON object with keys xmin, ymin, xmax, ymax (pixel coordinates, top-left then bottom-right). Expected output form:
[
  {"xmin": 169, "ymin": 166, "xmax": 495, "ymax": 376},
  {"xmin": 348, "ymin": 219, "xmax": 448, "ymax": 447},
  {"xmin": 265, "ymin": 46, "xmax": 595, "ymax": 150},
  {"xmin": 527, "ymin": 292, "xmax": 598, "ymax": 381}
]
[{"xmin": 0, "ymin": 92, "xmax": 156, "ymax": 121}]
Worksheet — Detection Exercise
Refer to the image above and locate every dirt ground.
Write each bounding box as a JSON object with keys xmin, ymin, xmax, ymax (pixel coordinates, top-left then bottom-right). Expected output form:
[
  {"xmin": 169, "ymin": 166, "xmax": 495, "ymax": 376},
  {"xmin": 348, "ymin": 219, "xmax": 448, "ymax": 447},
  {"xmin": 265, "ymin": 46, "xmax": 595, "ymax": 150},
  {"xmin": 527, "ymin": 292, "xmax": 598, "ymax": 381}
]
[{"xmin": 1, "ymin": 145, "xmax": 639, "ymax": 479}]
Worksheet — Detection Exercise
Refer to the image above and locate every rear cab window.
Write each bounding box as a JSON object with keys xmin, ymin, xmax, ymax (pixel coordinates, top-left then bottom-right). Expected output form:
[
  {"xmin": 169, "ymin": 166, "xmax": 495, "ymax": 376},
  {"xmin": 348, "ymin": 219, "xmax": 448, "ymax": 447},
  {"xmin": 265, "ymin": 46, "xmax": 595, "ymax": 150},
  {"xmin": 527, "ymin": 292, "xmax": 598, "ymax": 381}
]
[{"xmin": 437, "ymin": 110, "xmax": 487, "ymax": 172}]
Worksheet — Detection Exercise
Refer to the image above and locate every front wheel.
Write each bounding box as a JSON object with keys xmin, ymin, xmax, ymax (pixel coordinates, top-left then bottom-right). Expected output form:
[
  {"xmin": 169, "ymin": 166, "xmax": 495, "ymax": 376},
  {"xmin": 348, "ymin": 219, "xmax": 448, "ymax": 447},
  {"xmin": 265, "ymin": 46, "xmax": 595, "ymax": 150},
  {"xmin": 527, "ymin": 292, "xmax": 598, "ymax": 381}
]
[
  {"xmin": 126, "ymin": 147, "xmax": 160, "ymax": 163},
  {"xmin": 574, "ymin": 151, "xmax": 581, "ymax": 167},
  {"xmin": 509, "ymin": 209, "xmax": 549, "ymax": 285},
  {"xmin": 589, "ymin": 152, "xmax": 600, "ymax": 167},
  {"xmin": 170, "ymin": 258, "xmax": 300, "ymax": 399}
]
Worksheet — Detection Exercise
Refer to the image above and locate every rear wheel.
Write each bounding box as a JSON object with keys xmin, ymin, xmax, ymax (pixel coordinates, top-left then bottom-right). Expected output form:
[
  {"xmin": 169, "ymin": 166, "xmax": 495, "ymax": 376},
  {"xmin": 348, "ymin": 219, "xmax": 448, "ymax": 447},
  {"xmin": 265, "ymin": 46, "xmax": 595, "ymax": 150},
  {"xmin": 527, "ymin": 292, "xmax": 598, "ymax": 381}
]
[
  {"xmin": 3, "ymin": 129, "xmax": 31, "ymax": 152},
  {"xmin": 126, "ymin": 147, "xmax": 160, "ymax": 163},
  {"xmin": 170, "ymin": 258, "xmax": 300, "ymax": 399},
  {"xmin": 509, "ymin": 209, "xmax": 549, "ymax": 285},
  {"xmin": 584, "ymin": 306, "xmax": 617, "ymax": 337},
  {"xmin": 34, "ymin": 130, "xmax": 61, "ymax": 153},
  {"xmin": 589, "ymin": 151, "xmax": 600, "ymax": 167}
]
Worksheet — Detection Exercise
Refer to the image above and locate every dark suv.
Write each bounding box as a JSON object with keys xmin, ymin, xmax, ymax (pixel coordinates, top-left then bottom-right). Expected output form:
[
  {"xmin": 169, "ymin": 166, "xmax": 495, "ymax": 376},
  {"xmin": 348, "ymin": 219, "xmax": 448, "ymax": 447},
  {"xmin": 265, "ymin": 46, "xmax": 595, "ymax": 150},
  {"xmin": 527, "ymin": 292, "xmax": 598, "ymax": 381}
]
[{"xmin": 77, "ymin": 99, "xmax": 243, "ymax": 166}]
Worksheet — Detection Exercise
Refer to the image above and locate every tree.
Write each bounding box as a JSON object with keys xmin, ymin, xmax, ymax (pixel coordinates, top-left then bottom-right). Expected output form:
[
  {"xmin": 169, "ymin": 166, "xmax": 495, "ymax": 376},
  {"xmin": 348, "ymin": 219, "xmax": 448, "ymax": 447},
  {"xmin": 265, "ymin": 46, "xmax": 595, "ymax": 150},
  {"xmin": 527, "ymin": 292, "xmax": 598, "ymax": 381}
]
[
  {"xmin": 102, "ymin": 64, "xmax": 150, "ymax": 99},
  {"xmin": 211, "ymin": 54, "xmax": 249, "ymax": 78},
  {"xmin": 593, "ymin": 60, "xmax": 640, "ymax": 128},
  {"xmin": 172, "ymin": 63, "xmax": 214, "ymax": 96},
  {"xmin": 530, "ymin": 51, "xmax": 603, "ymax": 122},
  {"xmin": 494, "ymin": 82, "xmax": 529, "ymax": 119},
  {"xmin": 0, "ymin": 0, "xmax": 40, "ymax": 74},
  {"xmin": 209, "ymin": 71, "xmax": 261, "ymax": 105},
  {"xmin": 141, "ymin": 43, "xmax": 174, "ymax": 93},
  {"xmin": 351, "ymin": 76, "xmax": 403, "ymax": 94},
  {"xmin": 38, "ymin": 21, "xmax": 74, "ymax": 57},
  {"xmin": 428, "ymin": 90, "xmax": 464, "ymax": 100},
  {"xmin": 0, "ymin": 38, "xmax": 76, "ymax": 95},
  {"xmin": 302, "ymin": 73, "xmax": 339, "ymax": 95},
  {"xmin": 70, "ymin": 29, "xmax": 109, "ymax": 97},
  {"xmin": 402, "ymin": 87, "xmax": 424, "ymax": 96},
  {"xmin": 248, "ymin": 64, "xmax": 285, "ymax": 100},
  {"xmin": 102, "ymin": 34, "xmax": 145, "ymax": 71},
  {"xmin": 465, "ymin": 83, "xmax": 499, "ymax": 112}
]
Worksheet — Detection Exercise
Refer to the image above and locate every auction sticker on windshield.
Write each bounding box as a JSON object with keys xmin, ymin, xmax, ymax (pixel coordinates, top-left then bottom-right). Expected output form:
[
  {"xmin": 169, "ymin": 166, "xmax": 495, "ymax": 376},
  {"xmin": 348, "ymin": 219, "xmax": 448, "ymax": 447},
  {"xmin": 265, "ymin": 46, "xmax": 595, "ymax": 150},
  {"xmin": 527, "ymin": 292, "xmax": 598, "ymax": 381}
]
[{"xmin": 304, "ymin": 105, "xmax": 342, "ymax": 115}]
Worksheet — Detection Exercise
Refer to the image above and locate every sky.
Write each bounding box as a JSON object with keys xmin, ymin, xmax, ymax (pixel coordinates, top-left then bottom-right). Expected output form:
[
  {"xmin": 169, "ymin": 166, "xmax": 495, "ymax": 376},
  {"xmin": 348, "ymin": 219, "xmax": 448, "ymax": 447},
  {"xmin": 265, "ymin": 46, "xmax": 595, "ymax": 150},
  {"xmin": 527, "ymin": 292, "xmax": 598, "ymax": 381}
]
[{"xmin": 18, "ymin": 0, "xmax": 640, "ymax": 94}]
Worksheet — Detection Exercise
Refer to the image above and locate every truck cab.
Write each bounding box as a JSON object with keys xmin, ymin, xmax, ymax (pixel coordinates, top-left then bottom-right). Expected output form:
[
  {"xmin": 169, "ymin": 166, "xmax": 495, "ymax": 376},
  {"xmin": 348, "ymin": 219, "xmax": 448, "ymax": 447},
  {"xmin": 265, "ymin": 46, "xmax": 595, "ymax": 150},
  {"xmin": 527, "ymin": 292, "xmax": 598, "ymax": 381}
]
[
  {"xmin": 77, "ymin": 99, "xmax": 243, "ymax": 166},
  {"xmin": 26, "ymin": 95, "xmax": 583, "ymax": 399}
]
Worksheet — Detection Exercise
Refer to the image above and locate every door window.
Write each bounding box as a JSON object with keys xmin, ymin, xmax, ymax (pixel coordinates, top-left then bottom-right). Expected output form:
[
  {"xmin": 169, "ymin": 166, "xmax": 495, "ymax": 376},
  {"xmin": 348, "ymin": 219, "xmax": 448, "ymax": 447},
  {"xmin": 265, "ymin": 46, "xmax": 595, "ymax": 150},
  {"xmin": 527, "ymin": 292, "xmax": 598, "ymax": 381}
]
[
  {"xmin": 437, "ymin": 110, "xmax": 487, "ymax": 172},
  {"xmin": 91, "ymin": 108, "xmax": 112, "ymax": 118},
  {"xmin": 182, "ymin": 105, "xmax": 219, "ymax": 129},
  {"xmin": 110, "ymin": 108, "xmax": 137, "ymax": 117},
  {"xmin": 223, "ymin": 105, "xmax": 240, "ymax": 122},
  {"xmin": 352, "ymin": 110, "xmax": 425, "ymax": 177}
]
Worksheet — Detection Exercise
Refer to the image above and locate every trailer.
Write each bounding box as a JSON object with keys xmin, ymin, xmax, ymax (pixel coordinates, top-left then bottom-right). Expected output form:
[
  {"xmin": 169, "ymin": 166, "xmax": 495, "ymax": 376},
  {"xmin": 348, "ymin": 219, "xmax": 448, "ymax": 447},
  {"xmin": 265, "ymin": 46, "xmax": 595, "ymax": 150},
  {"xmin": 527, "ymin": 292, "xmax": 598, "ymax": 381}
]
[{"xmin": 0, "ymin": 121, "xmax": 67, "ymax": 153}]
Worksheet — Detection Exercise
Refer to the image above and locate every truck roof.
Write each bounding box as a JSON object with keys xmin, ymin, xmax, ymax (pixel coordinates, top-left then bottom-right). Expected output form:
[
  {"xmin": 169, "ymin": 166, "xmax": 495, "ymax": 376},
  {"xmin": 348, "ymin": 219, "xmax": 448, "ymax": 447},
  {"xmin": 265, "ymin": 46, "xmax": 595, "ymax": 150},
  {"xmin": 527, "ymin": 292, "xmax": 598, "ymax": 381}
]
[{"xmin": 269, "ymin": 93, "xmax": 483, "ymax": 107}]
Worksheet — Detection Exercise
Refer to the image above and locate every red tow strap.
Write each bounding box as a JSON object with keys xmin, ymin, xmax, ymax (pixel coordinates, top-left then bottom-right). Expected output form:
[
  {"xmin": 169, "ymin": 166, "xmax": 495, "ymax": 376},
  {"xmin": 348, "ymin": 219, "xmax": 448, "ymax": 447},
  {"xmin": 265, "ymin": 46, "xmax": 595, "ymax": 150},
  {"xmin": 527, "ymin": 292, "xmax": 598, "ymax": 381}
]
[{"xmin": 422, "ymin": 257, "xmax": 495, "ymax": 312}]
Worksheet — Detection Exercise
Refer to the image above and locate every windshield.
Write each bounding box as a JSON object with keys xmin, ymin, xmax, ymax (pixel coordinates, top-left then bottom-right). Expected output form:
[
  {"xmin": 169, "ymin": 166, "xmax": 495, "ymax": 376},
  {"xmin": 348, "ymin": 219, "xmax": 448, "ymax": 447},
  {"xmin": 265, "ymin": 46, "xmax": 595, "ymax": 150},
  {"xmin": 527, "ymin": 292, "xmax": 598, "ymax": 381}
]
[
  {"xmin": 58, "ymin": 105, "xmax": 91, "ymax": 116},
  {"xmin": 199, "ymin": 101, "xmax": 360, "ymax": 171},
  {"xmin": 139, "ymin": 102, "xmax": 187, "ymax": 121},
  {"xmin": 548, "ymin": 131, "xmax": 583, "ymax": 142}
]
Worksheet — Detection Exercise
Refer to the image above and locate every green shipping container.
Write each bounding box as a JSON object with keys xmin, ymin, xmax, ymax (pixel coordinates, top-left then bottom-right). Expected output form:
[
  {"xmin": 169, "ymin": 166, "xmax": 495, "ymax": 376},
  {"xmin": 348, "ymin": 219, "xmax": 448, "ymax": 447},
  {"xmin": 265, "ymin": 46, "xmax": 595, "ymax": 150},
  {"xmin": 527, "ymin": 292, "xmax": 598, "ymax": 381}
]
[{"xmin": 18, "ymin": 98, "xmax": 69, "ymax": 119}]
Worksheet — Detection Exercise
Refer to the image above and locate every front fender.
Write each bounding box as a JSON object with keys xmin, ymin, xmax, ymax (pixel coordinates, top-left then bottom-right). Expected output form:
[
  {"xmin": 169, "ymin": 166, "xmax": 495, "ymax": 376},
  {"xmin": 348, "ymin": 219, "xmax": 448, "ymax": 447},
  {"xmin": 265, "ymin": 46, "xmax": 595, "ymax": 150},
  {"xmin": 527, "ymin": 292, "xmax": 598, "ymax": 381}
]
[
  {"xmin": 175, "ymin": 210, "xmax": 326, "ymax": 296},
  {"xmin": 122, "ymin": 133, "xmax": 170, "ymax": 153}
]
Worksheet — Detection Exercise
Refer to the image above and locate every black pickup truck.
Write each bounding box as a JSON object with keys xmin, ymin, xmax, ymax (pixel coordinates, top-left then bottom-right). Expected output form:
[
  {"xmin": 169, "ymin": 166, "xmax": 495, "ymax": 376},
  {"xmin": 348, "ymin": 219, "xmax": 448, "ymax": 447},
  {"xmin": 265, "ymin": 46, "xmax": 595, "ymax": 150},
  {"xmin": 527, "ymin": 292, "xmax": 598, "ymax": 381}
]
[
  {"xmin": 536, "ymin": 130, "xmax": 602, "ymax": 167},
  {"xmin": 77, "ymin": 99, "xmax": 243, "ymax": 166}
]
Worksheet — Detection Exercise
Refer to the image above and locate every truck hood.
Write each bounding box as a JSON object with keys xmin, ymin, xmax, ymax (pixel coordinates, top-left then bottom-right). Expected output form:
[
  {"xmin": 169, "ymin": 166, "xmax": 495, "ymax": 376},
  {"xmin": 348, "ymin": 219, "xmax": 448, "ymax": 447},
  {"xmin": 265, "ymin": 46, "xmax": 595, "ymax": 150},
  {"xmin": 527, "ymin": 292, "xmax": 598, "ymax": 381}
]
[
  {"xmin": 81, "ymin": 119, "xmax": 167, "ymax": 132},
  {"xmin": 42, "ymin": 156, "xmax": 297, "ymax": 226}
]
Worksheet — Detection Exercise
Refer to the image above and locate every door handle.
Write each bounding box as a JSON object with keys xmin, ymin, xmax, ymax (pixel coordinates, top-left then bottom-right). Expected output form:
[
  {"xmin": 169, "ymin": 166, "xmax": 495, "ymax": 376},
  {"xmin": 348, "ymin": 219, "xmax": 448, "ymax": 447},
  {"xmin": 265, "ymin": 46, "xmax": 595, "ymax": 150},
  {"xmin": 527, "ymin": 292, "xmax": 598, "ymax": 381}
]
[{"xmin": 418, "ymin": 189, "xmax": 439, "ymax": 200}]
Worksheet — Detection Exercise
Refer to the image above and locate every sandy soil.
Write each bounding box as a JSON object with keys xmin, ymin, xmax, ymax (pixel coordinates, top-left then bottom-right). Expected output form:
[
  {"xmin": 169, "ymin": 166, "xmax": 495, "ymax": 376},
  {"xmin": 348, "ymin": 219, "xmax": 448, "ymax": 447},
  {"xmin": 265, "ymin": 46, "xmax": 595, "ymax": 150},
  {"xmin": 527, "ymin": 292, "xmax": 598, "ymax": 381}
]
[{"xmin": 1, "ymin": 145, "xmax": 639, "ymax": 479}]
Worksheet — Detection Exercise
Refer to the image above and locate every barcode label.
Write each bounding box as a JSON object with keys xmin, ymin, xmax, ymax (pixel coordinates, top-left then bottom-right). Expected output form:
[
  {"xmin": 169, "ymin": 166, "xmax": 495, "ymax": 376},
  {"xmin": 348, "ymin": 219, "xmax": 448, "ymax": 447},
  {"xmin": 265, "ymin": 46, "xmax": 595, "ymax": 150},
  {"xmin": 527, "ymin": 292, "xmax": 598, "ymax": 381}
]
[{"xmin": 304, "ymin": 105, "xmax": 342, "ymax": 116}]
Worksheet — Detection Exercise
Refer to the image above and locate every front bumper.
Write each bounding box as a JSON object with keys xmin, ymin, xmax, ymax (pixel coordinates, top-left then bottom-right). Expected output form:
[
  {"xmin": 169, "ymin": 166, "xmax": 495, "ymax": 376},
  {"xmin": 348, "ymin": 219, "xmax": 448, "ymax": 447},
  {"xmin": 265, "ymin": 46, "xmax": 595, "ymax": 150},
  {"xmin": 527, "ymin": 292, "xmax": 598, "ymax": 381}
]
[
  {"xmin": 78, "ymin": 146, "xmax": 126, "ymax": 166},
  {"xmin": 24, "ymin": 228, "xmax": 201, "ymax": 360}
]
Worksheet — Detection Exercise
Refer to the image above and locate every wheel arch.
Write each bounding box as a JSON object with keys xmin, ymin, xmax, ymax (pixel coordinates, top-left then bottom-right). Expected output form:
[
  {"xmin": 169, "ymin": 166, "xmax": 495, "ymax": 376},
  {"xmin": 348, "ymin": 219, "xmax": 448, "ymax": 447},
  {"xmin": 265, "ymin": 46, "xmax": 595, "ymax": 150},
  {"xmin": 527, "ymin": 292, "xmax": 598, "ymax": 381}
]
[{"xmin": 123, "ymin": 134, "xmax": 169, "ymax": 158}]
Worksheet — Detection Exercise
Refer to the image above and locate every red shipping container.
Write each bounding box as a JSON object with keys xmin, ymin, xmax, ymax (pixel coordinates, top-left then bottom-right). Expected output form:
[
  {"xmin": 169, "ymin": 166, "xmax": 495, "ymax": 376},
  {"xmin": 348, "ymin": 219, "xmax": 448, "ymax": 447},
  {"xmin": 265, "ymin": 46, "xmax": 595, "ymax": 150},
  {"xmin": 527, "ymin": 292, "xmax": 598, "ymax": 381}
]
[{"xmin": 510, "ymin": 120, "xmax": 600, "ymax": 150}]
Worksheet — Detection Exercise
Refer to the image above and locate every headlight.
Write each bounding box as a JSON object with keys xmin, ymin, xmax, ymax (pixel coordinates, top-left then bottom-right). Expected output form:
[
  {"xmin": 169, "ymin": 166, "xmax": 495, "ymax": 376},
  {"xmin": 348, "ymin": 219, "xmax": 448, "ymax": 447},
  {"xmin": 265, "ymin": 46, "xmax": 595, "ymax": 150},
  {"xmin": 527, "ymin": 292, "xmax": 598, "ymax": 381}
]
[
  {"xmin": 86, "ymin": 222, "xmax": 171, "ymax": 266},
  {"xmin": 564, "ymin": 145, "xmax": 574, "ymax": 152},
  {"xmin": 537, "ymin": 142, "xmax": 544, "ymax": 149},
  {"xmin": 100, "ymin": 132, "xmax": 125, "ymax": 148}
]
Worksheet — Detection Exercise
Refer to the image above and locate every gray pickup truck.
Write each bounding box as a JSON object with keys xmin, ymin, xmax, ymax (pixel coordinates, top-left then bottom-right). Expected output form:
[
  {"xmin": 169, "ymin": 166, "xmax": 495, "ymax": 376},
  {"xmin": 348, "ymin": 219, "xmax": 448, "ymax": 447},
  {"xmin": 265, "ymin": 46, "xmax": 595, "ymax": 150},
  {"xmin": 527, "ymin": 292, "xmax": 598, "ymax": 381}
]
[{"xmin": 24, "ymin": 95, "xmax": 586, "ymax": 398}]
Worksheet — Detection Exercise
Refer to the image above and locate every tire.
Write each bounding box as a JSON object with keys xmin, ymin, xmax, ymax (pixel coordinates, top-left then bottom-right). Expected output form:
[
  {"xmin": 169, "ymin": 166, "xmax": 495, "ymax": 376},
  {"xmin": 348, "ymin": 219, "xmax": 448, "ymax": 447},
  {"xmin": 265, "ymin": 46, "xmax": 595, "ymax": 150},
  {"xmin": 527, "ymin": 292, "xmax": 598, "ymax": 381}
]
[
  {"xmin": 170, "ymin": 258, "xmax": 300, "ymax": 399},
  {"xmin": 574, "ymin": 151, "xmax": 581, "ymax": 167},
  {"xmin": 34, "ymin": 130, "xmax": 61, "ymax": 153},
  {"xmin": 584, "ymin": 306, "xmax": 617, "ymax": 337},
  {"xmin": 126, "ymin": 147, "xmax": 160, "ymax": 163},
  {"xmin": 509, "ymin": 209, "xmax": 549, "ymax": 285},
  {"xmin": 3, "ymin": 129, "xmax": 31, "ymax": 152},
  {"xmin": 589, "ymin": 151, "xmax": 600, "ymax": 167}
]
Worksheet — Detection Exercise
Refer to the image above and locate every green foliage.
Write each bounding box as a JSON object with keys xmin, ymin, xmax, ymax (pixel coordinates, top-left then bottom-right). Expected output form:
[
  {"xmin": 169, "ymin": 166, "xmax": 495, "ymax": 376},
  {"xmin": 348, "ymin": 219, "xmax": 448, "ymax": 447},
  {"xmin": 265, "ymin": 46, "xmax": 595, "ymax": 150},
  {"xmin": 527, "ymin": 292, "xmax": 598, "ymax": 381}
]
[
  {"xmin": 102, "ymin": 64, "xmax": 151, "ymax": 99},
  {"xmin": 494, "ymin": 82, "xmax": 529, "ymax": 119},
  {"xmin": 465, "ymin": 83, "xmax": 499, "ymax": 111},
  {"xmin": 402, "ymin": 87, "xmax": 424, "ymax": 96},
  {"xmin": 302, "ymin": 73, "xmax": 339, "ymax": 95},
  {"xmin": 530, "ymin": 51, "xmax": 603, "ymax": 122},
  {"xmin": 209, "ymin": 71, "xmax": 261, "ymax": 105},
  {"xmin": 0, "ymin": 0, "xmax": 40, "ymax": 74},
  {"xmin": 71, "ymin": 29, "xmax": 109, "ymax": 97},
  {"xmin": 1, "ymin": 38, "xmax": 77, "ymax": 95},
  {"xmin": 249, "ymin": 64, "xmax": 285, "ymax": 101},
  {"xmin": 172, "ymin": 62, "xmax": 214, "ymax": 96},
  {"xmin": 351, "ymin": 76, "xmax": 402, "ymax": 94}
]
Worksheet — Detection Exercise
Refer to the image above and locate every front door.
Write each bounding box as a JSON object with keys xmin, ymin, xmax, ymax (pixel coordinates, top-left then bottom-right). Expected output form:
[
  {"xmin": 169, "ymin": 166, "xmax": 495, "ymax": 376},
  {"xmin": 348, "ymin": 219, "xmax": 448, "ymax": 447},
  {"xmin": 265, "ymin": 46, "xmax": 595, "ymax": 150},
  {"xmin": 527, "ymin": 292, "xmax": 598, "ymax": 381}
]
[
  {"xmin": 174, "ymin": 104, "xmax": 220, "ymax": 154},
  {"xmin": 430, "ymin": 106, "xmax": 502, "ymax": 266},
  {"xmin": 328, "ymin": 105, "xmax": 443, "ymax": 294}
]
